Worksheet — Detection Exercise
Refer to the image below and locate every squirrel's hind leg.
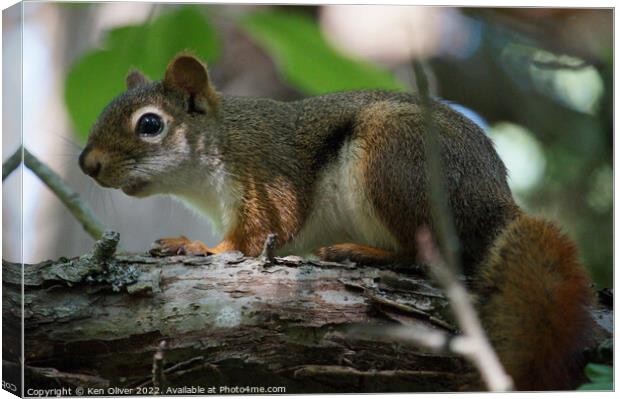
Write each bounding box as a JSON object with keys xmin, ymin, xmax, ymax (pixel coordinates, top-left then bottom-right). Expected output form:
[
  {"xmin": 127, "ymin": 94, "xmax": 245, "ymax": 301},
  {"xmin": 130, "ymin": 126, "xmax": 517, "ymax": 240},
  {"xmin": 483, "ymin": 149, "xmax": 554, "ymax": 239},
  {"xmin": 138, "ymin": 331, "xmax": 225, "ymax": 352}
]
[{"xmin": 316, "ymin": 243, "xmax": 411, "ymax": 265}]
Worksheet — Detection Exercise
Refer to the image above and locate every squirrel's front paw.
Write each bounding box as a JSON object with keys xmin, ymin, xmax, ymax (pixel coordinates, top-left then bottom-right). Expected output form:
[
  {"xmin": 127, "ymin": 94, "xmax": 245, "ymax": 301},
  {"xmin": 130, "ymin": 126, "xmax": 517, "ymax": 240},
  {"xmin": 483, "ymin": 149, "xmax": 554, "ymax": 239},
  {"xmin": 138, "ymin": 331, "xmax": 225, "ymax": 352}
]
[{"xmin": 150, "ymin": 236, "xmax": 213, "ymax": 256}]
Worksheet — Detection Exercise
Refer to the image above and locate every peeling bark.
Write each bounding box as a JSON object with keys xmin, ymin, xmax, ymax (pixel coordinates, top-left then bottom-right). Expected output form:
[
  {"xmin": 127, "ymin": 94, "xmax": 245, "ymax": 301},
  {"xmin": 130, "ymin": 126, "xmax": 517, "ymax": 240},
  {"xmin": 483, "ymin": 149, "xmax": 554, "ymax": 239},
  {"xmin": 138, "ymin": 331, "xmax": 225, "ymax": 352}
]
[{"xmin": 2, "ymin": 244, "xmax": 612, "ymax": 394}]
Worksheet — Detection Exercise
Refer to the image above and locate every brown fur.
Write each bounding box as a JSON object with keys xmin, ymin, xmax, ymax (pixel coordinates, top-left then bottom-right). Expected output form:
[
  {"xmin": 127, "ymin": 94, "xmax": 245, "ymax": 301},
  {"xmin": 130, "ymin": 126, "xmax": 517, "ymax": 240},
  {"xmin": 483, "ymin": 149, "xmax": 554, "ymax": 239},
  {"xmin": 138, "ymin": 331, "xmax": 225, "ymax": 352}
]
[
  {"xmin": 226, "ymin": 175, "xmax": 304, "ymax": 256},
  {"xmin": 317, "ymin": 243, "xmax": 403, "ymax": 265},
  {"xmin": 476, "ymin": 214, "xmax": 594, "ymax": 390},
  {"xmin": 352, "ymin": 99, "xmax": 520, "ymax": 270}
]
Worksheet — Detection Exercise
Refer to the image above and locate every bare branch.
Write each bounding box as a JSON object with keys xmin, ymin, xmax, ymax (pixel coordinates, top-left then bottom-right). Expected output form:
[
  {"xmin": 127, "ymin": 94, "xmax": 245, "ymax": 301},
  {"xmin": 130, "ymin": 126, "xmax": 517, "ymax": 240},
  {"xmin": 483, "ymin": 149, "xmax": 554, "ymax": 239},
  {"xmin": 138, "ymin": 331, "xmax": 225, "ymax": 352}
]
[
  {"xmin": 23, "ymin": 148, "xmax": 105, "ymax": 240},
  {"xmin": 260, "ymin": 233, "xmax": 278, "ymax": 264},
  {"xmin": 412, "ymin": 60, "xmax": 461, "ymax": 272},
  {"xmin": 416, "ymin": 227, "xmax": 513, "ymax": 391},
  {"xmin": 2, "ymin": 146, "xmax": 22, "ymax": 181},
  {"xmin": 350, "ymin": 323, "xmax": 451, "ymax": 352},
  {"xmin": 6, "ymin": 251, "xmax": 484, "ymax": 392},
  {"xmin": 7, "ymin": 249, "xmax": 609, "ymax": 391},
  {"xmin": 411, "ymin": 62, "xmax": 513, "ymax": 391}
]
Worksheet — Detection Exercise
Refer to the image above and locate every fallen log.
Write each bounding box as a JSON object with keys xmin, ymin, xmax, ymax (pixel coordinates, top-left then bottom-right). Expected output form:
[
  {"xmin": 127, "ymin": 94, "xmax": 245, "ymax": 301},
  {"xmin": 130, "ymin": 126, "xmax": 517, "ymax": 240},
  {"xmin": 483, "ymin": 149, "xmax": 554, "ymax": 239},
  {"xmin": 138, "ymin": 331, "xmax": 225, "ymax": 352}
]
[{"xmin": 2, "ymin": 233, "xmax": 612, "ymax": 394}]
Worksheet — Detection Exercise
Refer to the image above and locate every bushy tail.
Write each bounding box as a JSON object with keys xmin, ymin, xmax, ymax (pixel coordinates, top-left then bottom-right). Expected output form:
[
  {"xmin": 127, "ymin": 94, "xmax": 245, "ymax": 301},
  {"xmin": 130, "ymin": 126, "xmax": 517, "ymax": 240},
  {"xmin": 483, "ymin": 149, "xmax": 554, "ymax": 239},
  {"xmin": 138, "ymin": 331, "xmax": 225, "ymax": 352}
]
[{"xmin": 476, "ymin": 214, "xmax": 594, "ymax": 391}]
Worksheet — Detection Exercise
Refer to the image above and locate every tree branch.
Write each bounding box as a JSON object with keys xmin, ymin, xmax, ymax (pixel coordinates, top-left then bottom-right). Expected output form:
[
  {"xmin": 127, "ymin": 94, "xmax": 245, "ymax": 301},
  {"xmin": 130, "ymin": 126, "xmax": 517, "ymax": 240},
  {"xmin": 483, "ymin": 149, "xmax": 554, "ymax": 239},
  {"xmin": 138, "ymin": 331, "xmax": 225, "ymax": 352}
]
[
  {"xmin": 22, "ymin": 147, "xmax": 105, "ymax": 240},
  {"xmin": 412, "ymin": 61, "xmax": 512, "ymax": 391},
  {"xmin": 3, "ymin": 240, "xmax": 610, "ymax": 393},
  {"xmin": 412, "ymin": 60, "xmax": 461, "ymax": 272},
  {"xmin": 2, "ymin": 146, "xmax": 22, "ymax": 181},
  {"xmin": 3, "ymin": 244, "xmax": 474, "ymax": 392}
]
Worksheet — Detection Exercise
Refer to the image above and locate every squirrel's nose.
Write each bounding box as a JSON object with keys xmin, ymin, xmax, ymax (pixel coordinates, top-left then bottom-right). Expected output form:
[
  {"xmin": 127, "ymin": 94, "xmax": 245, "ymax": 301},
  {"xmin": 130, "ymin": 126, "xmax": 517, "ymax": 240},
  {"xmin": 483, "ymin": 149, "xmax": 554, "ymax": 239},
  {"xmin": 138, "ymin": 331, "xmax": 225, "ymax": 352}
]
[{"xmin": 79, "ymin": 146, "xmax": 103, "ymax": 178}]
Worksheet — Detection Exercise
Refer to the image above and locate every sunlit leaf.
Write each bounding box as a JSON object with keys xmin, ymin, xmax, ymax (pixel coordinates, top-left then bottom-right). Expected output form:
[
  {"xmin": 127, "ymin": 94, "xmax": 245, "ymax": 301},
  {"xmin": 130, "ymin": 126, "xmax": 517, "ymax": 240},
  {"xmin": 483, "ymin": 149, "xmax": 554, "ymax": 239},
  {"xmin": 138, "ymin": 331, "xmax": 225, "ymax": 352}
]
[
  {"xmin": 577, "ymin": 364, "xmax": 613, "ymax": 391},
  {"xmin": 584, "ymin": 364, "xmax": 613, "ymax": 383},
  {"xmin": 239, "ymin": 10, "xmax": 405, "ymax": 95},
  {"xmin": 65, "ymin": 6, "xmax": 220, "ymax": 140}
]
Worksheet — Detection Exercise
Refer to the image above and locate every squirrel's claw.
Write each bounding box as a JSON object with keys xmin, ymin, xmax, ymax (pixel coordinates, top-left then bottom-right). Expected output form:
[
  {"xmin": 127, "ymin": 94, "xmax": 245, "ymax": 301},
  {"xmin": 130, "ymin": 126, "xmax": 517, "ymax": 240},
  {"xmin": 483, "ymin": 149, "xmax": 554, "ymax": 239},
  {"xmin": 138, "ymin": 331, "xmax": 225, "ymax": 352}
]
[{"xmin": 150, "ymin": 236, "xmax": 213, "ymax": 257}]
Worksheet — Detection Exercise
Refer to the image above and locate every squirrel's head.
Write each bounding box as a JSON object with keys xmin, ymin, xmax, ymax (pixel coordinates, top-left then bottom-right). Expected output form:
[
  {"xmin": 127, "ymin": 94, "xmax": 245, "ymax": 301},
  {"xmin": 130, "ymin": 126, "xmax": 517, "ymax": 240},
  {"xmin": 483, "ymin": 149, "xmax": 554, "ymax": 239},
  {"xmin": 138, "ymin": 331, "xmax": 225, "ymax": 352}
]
[{"xmin": 79, "ymin": 54, "xmax": 220, "ymax": 197}]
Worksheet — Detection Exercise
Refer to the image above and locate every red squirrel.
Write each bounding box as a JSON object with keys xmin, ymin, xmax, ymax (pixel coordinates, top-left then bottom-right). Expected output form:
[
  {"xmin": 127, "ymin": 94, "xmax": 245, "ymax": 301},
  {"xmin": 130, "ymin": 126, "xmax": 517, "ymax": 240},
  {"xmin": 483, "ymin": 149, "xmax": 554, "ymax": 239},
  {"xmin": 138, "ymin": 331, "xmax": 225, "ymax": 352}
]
[{"xmin": 79, "ymin": 54, "xmax": 594, "ymax": 390}]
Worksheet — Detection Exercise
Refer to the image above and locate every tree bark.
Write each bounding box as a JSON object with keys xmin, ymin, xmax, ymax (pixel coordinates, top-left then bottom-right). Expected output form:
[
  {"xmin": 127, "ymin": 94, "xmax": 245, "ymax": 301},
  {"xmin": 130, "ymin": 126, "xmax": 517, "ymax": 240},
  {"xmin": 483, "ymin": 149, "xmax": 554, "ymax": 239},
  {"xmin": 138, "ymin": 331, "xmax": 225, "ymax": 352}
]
[{"xmin": 2, "ymin": 236, "xmax": 612, "ymax": 394}]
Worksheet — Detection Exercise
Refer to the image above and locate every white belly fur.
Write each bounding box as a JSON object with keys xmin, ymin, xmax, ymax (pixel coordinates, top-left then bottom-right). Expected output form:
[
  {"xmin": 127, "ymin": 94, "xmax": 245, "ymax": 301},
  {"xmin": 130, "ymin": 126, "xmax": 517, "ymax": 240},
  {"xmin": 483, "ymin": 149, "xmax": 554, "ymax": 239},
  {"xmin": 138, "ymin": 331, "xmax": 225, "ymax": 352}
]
[
  {"xmin": 279, "ymin": 138, "xmax": 400, "ymax": 256},
  {"xmin": 173, "ymin": 161, "xmax": 241, "ymax": 237}
]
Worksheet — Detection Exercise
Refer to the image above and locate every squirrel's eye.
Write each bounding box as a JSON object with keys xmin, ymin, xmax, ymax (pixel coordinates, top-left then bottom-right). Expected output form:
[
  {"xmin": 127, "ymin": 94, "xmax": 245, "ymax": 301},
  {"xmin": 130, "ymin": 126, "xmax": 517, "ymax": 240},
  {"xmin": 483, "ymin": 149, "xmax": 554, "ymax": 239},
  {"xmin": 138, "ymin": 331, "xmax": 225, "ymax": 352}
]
[{"xmin": 136, "ymin": 113, "xmax": 164, "ymax": 136}]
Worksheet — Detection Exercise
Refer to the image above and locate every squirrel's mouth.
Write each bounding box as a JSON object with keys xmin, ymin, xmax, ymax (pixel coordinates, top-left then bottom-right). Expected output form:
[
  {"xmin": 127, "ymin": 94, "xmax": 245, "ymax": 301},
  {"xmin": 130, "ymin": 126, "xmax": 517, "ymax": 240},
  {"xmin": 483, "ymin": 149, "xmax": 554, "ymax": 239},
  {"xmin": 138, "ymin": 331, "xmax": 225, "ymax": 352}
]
[{"xmin": 121, "ymin": 181, "xmax": 150, "ymax": 197}]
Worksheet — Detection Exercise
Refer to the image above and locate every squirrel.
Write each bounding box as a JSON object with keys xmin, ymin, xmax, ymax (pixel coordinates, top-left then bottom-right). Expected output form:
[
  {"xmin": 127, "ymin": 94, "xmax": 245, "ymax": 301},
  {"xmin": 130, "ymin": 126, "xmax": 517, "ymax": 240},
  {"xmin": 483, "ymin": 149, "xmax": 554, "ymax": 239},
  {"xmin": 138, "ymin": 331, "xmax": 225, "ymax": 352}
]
[{"xmin": 79, "ymin": 53, "xmax": 594, "ymax": 391}]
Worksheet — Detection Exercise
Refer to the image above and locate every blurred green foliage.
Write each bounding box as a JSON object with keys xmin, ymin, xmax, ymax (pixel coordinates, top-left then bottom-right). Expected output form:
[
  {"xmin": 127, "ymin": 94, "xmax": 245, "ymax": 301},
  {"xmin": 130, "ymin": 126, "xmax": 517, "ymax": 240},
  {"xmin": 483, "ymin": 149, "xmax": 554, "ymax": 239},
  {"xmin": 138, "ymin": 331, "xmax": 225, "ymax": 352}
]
[
  {"xmin": 519, "ymin": 56, "xmax": 612, "ymax": 287},
  {"xmin": 238, "ymin": 10, "xmax": 405, "ymax": 94},
  {"xmin": 65, "ymin": 7, "xmax": 220, "ymax": 140},
  {"xmin": 66, "ymin": 6, "xmax": 404, "ymax": 140},
  {"xmin": 431, "ymin": 17, "xmax": 612, "ymax": 287},
  {"xmin": 578, "ymin": 364, "xmax": 613, "ymax": 391}
]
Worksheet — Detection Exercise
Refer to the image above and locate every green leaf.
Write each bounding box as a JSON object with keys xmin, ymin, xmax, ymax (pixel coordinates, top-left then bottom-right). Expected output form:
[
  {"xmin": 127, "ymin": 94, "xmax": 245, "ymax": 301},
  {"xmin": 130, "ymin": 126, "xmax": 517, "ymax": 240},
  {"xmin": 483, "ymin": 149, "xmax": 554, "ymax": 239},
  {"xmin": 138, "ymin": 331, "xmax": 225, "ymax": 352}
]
[
  {"xmin": 577, "ymin": 382, "xmax": 613, "ymax": 391},
  {"xmin": 584, "ymin": 363, "xmax": 613, "ymax": 383},
  {"xmin": 238, "ymin": 10, "xmax": 405, "ymax": 95},
  {"xmin": 577, "ymin": 364, "xmax": 613, "ymax": 391},
  {"xmin": 65, "ymin": 6, "xmax": 220, "ymax": 140}
]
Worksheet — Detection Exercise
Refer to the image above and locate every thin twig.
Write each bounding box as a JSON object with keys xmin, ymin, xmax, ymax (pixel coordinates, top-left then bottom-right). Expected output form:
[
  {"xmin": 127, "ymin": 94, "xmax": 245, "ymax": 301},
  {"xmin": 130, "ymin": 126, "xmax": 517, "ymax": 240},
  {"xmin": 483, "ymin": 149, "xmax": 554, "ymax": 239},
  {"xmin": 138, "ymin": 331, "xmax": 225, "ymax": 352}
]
[
  {"xmin": 411, "ymin": 62, "xmax": 513, "ymax": 391},
  {"xmin": 134, "ymin": 356, "xmax": 217, "ymax": 388},
  {"xmin": 2, "ymin": 146, "xmax": 22, "ymax": 181},
  {"xmin": 412, "ymin": 60, "xmax": 461, "ymax": 272},
  {"xmin": 152, "ymin": 340, "xmax": 167, "ymax": 390},
  {"xmin": 416, "ymin": 228, "xmax": 513, "ymax": 391},
  {"xmin": 40, "ymin": 230, "xmax": 123, "ymax": 285},
  {"xmin": 23, "ymin": 148, "xmax": 105, "ymax": 240},
  {"xmin": 260, "ymin": 233, "xmax": 278, "ymax": 264},
  {"xmin": 350, "ymin": 323, "xmax": 451, "ymax": 353},
  {"xmin": 91, "ymin": 230, "xmax": 120, "ymax": 263},
  {"xmin": 26, "ymin": 366, "xmax": 110, "ymax": 388}
]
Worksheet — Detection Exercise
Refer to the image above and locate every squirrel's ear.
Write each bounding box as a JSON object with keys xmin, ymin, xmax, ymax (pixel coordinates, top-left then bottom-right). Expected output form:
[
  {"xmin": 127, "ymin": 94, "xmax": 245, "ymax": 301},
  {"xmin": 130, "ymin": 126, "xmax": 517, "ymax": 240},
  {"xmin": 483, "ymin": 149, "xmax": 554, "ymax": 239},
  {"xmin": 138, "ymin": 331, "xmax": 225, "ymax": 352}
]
[
  {"xmin": 126, "ymin": 69, "xmax": 150, "ymax": 90},
  {"xmin": 163, "ymin": 54, "xmax": 218, "ymax": 112}
]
